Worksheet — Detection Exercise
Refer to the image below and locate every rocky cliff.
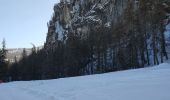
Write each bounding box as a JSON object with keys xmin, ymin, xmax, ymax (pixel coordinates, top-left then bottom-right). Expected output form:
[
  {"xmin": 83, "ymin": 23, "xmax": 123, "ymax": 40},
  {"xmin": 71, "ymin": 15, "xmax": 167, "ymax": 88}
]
[
  {"xmin": 43, "ymin": 0, "xmax": 170, "ymax": 75},
  {"xmin": 45, "ymin": 0, "xmax": 136, "ymax": 48}
]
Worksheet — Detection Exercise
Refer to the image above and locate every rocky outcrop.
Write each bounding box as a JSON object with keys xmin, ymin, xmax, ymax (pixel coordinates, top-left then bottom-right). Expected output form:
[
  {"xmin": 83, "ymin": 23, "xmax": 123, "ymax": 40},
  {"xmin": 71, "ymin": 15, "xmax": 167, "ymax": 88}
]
[
  {"xmin": 43, "ymin": 0, "xmax": 170, "ymax": 74},
  {"xmin": 45, "ymin": 0, "xmax": 136, "ymax": 49}
]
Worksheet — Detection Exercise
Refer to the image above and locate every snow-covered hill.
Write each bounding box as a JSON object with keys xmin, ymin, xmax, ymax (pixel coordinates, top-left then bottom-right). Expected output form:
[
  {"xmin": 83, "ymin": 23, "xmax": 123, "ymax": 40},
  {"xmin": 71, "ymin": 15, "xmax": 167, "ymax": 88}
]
[
  {"xmin": 6, "ymin": 46, "xmax": 43, "ymax": 63},
  {"xmin": 0, "ymin": 63, "xmax": 170, "ymax": 100}
]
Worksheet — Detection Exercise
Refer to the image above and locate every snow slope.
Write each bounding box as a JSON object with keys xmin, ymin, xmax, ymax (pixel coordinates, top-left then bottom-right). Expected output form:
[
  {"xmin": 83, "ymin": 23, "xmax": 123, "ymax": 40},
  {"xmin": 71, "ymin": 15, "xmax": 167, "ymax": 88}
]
[{"xmin": 0, "ymin": 63, "xmax": 170, "ymax": 100}]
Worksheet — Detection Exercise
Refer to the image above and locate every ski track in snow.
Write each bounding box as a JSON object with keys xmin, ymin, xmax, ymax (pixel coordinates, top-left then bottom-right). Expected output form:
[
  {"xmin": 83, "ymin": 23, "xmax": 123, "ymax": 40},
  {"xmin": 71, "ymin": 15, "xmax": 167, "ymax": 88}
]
[{"xmin": 0, "ymin": 63, "xmax": 170, "ymax": 100}]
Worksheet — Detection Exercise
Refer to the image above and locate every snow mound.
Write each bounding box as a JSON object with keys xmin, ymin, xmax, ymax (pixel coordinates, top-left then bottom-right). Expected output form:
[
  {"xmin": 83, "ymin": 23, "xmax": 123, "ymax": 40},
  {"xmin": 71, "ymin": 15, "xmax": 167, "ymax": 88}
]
[{"xmin": 0, "ymin": 63, "xmax": 170, "ymax": 100}]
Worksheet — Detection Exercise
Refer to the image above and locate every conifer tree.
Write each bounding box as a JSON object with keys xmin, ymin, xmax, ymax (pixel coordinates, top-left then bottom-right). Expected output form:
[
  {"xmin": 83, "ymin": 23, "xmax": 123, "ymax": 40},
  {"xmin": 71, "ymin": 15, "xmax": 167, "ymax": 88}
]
[{"xmin": 0, "ymin": 39, "xmax": 8, "ymax": 81}]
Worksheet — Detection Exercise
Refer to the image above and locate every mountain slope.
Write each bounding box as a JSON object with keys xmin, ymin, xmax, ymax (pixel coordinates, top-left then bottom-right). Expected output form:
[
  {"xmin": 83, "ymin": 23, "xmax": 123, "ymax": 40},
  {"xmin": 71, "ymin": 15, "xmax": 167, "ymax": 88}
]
[
  {"xmin": 6, "ymin": 48, "xmax": 32, "ymax": 63},
  {"xmin": 1, "ymin": 63, "xmax": 170, "ymax": 100},
  {"xmin": 41, "ymin": 0, "xmax": 170, "ymax": 77}
]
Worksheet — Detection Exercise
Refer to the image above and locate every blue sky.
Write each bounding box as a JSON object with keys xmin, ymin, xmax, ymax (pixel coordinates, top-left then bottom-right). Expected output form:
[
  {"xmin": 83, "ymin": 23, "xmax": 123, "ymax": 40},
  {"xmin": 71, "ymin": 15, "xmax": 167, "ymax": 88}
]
[{"xmin": 0, "ymin": 0, "xmax": 59, "ymax": 48}]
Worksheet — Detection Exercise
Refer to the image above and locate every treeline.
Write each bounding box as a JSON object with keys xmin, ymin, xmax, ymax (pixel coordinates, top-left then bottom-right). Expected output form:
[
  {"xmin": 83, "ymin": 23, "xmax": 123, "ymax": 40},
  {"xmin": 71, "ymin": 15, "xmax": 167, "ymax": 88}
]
[{"xmin": 1, "ymin": 0, "xmax": 169, "ymax": 81}]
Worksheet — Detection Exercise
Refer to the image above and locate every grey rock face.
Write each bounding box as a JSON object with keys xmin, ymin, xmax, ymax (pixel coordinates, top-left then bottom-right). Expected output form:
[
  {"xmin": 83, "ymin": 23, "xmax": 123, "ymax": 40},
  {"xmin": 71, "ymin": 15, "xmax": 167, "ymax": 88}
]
[{"xmin": 45, "ymin": 0, "xmax": 135, "ymax": 48}]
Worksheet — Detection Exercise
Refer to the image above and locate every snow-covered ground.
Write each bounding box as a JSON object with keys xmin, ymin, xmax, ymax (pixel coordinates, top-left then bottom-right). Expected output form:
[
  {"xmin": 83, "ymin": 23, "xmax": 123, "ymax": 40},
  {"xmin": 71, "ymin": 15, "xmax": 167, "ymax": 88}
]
[{"xmin": 0, "ymin": 63, "xmax": 170, "ymax": 100}]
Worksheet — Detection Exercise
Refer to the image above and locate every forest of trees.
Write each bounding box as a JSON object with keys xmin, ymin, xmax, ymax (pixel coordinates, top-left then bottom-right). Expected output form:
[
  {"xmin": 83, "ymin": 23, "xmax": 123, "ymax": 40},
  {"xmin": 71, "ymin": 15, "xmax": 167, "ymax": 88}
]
[{"xmin": 0, "ymin": 0, "xmax": 169, "ymax": 81}]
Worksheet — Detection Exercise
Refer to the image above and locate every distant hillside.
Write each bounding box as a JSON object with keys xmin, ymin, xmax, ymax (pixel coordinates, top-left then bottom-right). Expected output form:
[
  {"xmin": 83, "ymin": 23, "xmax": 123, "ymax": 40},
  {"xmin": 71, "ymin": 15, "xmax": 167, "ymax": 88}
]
[{"xmin": 6, "ymin": 47, "xmax": 43, "ymax": 63}]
